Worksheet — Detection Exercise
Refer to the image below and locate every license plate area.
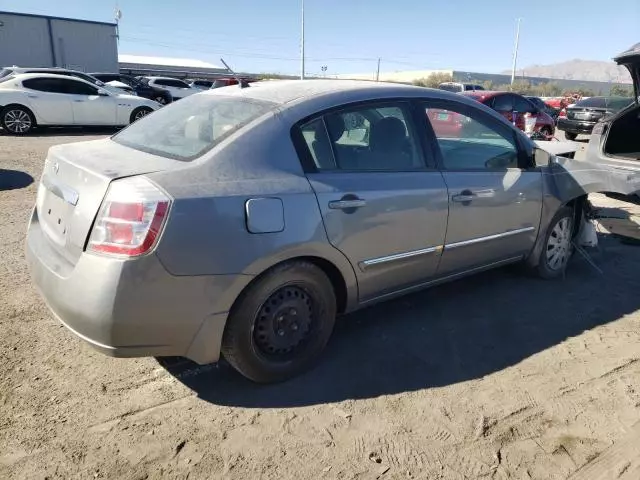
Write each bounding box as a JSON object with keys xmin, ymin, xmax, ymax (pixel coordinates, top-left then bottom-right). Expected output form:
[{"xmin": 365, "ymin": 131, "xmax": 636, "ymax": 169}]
[
  {"xmin": 574, "ymin": 112, "xmax": 590, "ymax": 120},
  {"xmin": 38, "ymin": 186, "xmax": 73, "ymax": 247},
  {"xmin": 437, "ymin": 112, "xmax": 450, "ymax": 121}
]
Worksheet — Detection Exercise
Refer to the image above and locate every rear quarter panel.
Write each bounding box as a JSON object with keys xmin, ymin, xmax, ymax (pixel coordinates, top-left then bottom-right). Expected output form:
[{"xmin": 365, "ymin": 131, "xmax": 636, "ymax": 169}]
[{"xmin": 147, "ymin": 111, "xmax": 359, "ymax": 309}]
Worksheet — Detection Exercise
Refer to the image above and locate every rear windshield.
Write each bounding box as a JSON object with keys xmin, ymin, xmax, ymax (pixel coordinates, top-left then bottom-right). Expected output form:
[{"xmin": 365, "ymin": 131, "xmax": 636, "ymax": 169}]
[
  {"xmin": 574, "ymin": 97, "xmax": 633, "ymax": 110},
  {"xmin": 112, "ymin": 94, "xmax": 276, "ymax": 161},
  {"xmin": 438, "ymin": 84, "xmax": 462, "ymax": 93}
]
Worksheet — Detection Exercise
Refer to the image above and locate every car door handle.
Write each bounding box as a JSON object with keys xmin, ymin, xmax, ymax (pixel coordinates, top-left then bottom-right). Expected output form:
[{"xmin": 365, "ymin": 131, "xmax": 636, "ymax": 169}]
[
  {"xmin": 73, "ymin": 99, "xmax": 85, "ymax": 103},
  {"xmin": 328, "ymin": 199, "xmax": 367, "ymax": 210},
  {"xmin": 452, "ymin": 193, "xmax": 476, "ymax": 202},
  {"xmin": 452, "ymin": 189, "xmax": 495, "ymax": 203},
  {"xmin": 27, "ymin": 95, "xmax": 38, "ymax": 99}
]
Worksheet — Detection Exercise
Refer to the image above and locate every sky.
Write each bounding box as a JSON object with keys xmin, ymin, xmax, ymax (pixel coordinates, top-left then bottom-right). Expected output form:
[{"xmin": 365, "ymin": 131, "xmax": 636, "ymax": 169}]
[{"xmin": 3, "ymin": 0, "xmax": 639, "ymax": 76}]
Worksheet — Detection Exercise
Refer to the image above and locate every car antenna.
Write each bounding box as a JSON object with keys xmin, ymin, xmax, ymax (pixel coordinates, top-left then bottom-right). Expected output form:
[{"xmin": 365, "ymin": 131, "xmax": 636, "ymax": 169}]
[{"xmin": 219, "ymin": 58, "xmax": 249, "ymax": 88}]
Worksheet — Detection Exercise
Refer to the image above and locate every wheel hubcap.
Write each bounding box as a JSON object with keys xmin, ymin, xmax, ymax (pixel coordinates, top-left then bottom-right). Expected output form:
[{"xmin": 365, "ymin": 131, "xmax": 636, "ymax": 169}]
[
  {"xmin": 254, "ymin": 286, "xmax": 314, "ymax": 357},
  {"xmin": 4, "ymin": 110, "xmax": 31, "ymax": 133},
  {"xmin": 156, "ymin": 97, "xmax": 166, "ymax": 104},
  {"xmin": 546, "ymin": 217, "xmax": 572, "ymax": 271}
]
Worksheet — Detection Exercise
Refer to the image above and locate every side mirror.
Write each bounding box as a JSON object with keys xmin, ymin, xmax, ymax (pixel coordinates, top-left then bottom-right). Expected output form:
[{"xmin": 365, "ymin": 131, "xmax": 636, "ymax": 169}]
[
  {"xmin": 533, "ymin": 147, "xmax": 552, "ymax": 167},
  {"xmin": 97, "ymin": 88, "xmax": 109, "ymax": 96}
]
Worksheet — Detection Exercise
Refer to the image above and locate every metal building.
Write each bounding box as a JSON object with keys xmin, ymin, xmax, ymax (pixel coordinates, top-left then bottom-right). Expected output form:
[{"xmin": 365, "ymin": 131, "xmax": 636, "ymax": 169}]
[{"xmin": 0, "ymin": 11, "xmax": 118, "ymax": 72}]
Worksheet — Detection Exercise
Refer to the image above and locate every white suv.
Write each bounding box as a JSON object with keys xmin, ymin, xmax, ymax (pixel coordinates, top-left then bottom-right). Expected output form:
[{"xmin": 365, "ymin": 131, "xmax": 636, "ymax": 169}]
[{"xmin": 145, "ymin": 77, "xmax": 197, "ymax": 100}]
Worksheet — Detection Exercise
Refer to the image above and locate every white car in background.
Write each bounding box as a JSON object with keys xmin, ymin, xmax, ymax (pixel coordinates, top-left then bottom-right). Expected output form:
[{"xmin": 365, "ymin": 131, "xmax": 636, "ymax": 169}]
[
  {"xmin": 144, "ymin": 76, "xmax": 197, "ymax": 100},
  {"xmin": 105, "ymin": 80, "xmax": 137, "ymax": 95},
  {"xmin": 0, "ymin": 73, "xmax": 159, "ymax": 135}
]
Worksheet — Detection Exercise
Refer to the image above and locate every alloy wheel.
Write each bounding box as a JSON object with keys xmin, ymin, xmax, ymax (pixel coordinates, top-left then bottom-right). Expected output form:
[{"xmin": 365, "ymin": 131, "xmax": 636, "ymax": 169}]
[
  {"xmin": 134, "ymin": 109, "xmax": 150, "ymax": 121},
  {"xmin": 546, "ymin": 217, "xmax": 572, "ymax": 271},
  {"xmin": 4, "ymin": 109, "xmax": 32, "ymax": 133}
]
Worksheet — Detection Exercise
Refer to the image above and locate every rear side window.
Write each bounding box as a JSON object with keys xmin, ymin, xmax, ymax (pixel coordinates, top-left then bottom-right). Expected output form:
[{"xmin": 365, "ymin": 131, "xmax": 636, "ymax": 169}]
[
  {"xmin": 298, "ymin": 103, "xmax": 424, "ymax": 171},
  {"xmin": 23, "ymin": 78, "xmax": 67, "ymax": 93},
  {"xmin": 492, "ymin": 95, "xmax": 513, "ymax": 111},
  {"xmin": 113, "ymin": 94, "xmax": 275, "ymax": 161}
]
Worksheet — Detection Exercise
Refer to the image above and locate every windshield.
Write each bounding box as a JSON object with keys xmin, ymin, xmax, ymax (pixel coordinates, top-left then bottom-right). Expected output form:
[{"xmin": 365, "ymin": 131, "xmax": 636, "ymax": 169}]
[
  {"xmin": 112, "ymin": 94, "xmax": 276, "ymax": 161},
  {"xmin": 0, "ymin": 68, "xmax": 13, "ymax": 79},
  {"xmin": 438, "ymin": 84, "xmax": 462, "ymax": 93}
]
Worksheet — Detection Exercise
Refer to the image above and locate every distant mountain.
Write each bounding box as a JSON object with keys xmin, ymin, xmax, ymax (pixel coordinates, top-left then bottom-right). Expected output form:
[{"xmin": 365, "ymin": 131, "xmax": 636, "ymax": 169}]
[{"xmin": 502, "ymin": 59, "xmax": 632, "ymax": 83}]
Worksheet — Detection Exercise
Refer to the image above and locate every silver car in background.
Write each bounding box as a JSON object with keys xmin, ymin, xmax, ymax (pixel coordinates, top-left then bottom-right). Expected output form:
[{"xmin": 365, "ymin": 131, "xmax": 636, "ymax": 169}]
[
  {"xmin": 26, "ymin": 80, "xmax": 639, "ymax": 383},
  {"xmin": 586, "ymin": 42, "xmax": 640, "ymax": 188}
]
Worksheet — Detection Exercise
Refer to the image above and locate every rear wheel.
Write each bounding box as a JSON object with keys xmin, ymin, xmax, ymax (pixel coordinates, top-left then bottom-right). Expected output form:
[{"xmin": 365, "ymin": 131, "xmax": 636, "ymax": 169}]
[
  {"xmin": 1, "ymin": 105, "xmax": 35, "ymax": 135},
  {"xmin": 535, "ymin": 207, "xmax": 574, "ymax": 279},
  {"xmin": 221, "ymin": 261, "xmax": 336, "ymax": 383},
  {"xmin": 564, "ymin": 132, "xmax": 578, "ymax": 141},
  {"xmin": 129, "ymin": 107, "xmax": 153, "ymax": 124},
  {"xmin": 154, "ymin": 95, "xmax": 169, "ymax": 105}
]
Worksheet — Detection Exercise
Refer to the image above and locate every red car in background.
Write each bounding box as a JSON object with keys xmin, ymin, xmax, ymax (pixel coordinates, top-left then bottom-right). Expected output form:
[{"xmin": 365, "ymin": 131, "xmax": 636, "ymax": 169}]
[{"xmin": 461, "ymin": 91, "xmax": 556, "ymax": 137}]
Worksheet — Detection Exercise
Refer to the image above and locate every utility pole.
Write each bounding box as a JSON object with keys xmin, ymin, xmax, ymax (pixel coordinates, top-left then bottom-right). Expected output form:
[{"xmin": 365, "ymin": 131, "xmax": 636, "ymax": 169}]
[
  {"xmin": 510, "ymin": 17, "xmax": 521, "ymax": 85},
  {"xmin": 376, "ymin": 57, "xmax": 381, "ymax": 82},
  {"xmin": 300, "ymin": 0, "xmax": 305, "ymax": 80}
]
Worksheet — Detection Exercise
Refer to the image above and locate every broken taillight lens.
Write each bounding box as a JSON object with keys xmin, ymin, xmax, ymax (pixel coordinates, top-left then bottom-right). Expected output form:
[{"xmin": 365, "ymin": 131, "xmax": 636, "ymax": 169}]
[{"xmin": 87, "ymin": 177, "xmax": 171, "ymax": 257}]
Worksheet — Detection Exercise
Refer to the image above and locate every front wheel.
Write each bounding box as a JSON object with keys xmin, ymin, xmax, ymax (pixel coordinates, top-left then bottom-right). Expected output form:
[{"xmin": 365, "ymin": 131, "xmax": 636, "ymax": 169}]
[
  {"xmin": 534, "ymin": 207, "xmax": 574, "ymax": 279},
  {"xmin": 1, "ymin": 105, "xmax": 35, "ymax": 135},
  {"xmin": 129, "ymin": 107, "xmax": 153, "ymax": 124},
  {"xmin": 221, "ymin": 261, "xmax": 337, "ymax": 383},
  {"xmin": 564, "ymin": 132, "xmax": 578, "ymax": 141}
]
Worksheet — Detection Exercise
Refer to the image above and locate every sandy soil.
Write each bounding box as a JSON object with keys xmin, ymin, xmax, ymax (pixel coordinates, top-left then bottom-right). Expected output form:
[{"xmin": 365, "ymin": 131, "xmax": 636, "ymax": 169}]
[{"xmin": 1, "ymin": 131, "xmax": 639, "ymax": 480}]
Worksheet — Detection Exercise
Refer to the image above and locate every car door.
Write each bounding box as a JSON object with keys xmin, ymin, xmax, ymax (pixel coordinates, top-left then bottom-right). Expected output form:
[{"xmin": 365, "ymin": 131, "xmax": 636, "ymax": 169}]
[
  {"xmin": 20, "ymin": 78, "xmax": 74, "ymax": 125},
  {"xmin": 62, "ymin": 78, "xmax": 117, "ymax": 125},
  {"xmin": 297, "ymin": 102, "xmax": 450, "ymax": 302},
  {"xmin": 422, "ymin": 99, "xmax": 543, "ymax": 275}
]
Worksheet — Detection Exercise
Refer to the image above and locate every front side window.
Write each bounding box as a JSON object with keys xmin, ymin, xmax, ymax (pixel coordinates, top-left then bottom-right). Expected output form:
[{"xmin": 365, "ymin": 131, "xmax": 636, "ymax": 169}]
[
  {"xmin": 424, "ymin": 101, "xmax": 520, "ymax": 170},
  {"xmin": 492, "ymin": 95, "xmax": 513, "ymax": 112},
  {"xmin": 298, "ymin": 103, "xmax": 424, "ymax": 171},
  {"xmin": 63, "ymin": 79, "xmax": 99, "ymax": 95},
  {"xmin": 113, "ymin": 94, "xmax": 275, "ymax": 161}
]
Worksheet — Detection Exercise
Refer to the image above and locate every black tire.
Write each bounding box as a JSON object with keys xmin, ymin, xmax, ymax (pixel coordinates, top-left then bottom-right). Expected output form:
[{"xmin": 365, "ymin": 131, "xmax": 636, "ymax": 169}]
[
  {"xmin": 1, "ymin": 105, "xmax": 35, "ymax": 135},
  {"xmin": 540, "ymin": 126, "xmax": 553, "ymax": 139},
  {"xmin": 221, "ymin": 261, "xmax": 337, "ymax": 383},
  {"xmin": 535, "ymin": 206, "xmax": 574, "ymax": 279},
  {"xmin": 564, "ymin": 132, "xmax": 577, "ymax": 141},
  {"xmin": 129, "ymin": 106, "xmax": 153, "ymax": 124},
  {"xmin": 154, "ymin": 95, "xmax": 169, "ymax": 105}
]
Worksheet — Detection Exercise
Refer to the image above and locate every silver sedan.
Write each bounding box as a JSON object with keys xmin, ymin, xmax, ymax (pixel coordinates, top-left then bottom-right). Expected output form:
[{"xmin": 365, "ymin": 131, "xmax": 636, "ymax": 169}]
[{"xmin": 26, "ymin": 80, "xmax": 639, "ymax": 383}]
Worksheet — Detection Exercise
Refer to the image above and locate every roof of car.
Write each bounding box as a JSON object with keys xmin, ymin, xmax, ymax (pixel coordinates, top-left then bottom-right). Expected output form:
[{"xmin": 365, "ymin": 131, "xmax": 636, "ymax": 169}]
[
  {"xmin": 3, "ymin": 72, "xmax": 94, "ymax": 83},
  {"xmin": 146, "ymin": 76, "xmax": 187, "ymax": 81},
  {"xmin": 5, "ymin": 66, "xmax": 84, "ymax": 74},
  {"xmin": 203, "ymin": 79, "xmax": 443, "ymax": 105}
]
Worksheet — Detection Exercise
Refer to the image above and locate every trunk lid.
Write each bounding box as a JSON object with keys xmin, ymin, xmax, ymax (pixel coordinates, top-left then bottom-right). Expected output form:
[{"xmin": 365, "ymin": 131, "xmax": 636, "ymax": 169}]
[
  {"xmin": 614, "ymin": 42, "xmax": 640, "ymax": 102},
  {"xmin": 36, "ymin": 138, "xmax": 185, "ymax": 264}
]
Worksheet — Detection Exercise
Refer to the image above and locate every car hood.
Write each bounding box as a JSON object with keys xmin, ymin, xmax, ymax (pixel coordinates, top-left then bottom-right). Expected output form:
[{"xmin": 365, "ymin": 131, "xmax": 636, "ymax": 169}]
[{"xmin": 614, "ymin": 42, "xmax": 640, "ymax": 102}]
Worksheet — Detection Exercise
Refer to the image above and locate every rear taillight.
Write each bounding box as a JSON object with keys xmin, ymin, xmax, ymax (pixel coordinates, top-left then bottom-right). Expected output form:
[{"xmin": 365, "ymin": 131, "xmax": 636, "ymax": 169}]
[
  {"xmin": 559, "ymin": 109, "xmax": 567, "ymax": 118},
  {"xmin": 88, "ymin": 177, "xmax": 171, "ymax": 257}
]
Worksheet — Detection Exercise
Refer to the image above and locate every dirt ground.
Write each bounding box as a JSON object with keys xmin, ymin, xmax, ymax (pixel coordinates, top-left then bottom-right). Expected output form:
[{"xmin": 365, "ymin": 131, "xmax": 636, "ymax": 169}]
[{"xmin": 1, "ymin": 130, "xmax": 640, "ymax": 480}]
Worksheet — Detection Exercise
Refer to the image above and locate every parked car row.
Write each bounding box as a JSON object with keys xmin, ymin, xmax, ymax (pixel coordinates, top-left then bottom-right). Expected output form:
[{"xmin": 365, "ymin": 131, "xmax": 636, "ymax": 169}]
[{"xmin": 0, "ymin": 72, "xmax": 159, "ymax": 134}]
